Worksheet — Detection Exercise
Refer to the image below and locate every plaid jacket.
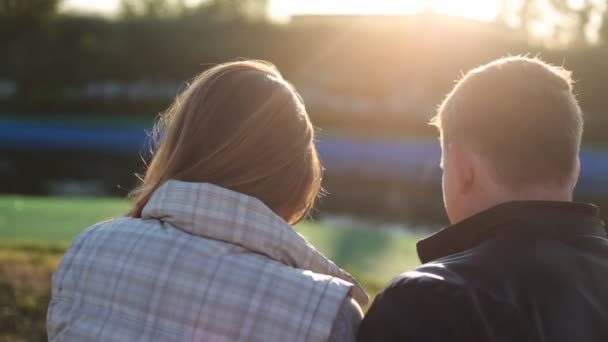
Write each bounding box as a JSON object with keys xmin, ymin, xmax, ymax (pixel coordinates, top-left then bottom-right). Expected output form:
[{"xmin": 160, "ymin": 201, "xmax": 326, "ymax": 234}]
[{"xmin": 48, "ymin": 180, "xmax": 368, "ymax": 342}]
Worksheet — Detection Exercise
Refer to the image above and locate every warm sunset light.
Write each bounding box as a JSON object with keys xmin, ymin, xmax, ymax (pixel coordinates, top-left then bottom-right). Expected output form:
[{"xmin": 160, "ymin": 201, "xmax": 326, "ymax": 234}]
[
  {"xmin": 7, "ymin": 0, "xmax": 608, "ymax": 338},
  {"xmin": 64, "ymin": 0, "xmax": 503, "ymax": 22},
  {"xmin": 270, "ymin": 0, "xmax": 502, "ymax": 22}
]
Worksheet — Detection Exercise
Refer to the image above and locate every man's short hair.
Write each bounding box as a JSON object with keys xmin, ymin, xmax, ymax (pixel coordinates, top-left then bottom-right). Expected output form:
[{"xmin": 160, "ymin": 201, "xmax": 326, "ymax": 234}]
[{"xmin": 431, "ymin": 56, "xmax": 583, "ymax": 189}]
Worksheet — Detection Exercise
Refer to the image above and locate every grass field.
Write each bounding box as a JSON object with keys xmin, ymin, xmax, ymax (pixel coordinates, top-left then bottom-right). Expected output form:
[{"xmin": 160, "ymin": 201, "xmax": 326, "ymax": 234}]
[{"xmin": 0, "ymin": 196, "xmax": 423, "ymax": 341}]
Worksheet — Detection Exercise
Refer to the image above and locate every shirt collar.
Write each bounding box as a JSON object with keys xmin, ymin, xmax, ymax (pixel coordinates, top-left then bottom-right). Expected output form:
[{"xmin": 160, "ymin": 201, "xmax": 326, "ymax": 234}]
[
  {"xmin": 417, "ymin": 200, "xmax": 606, "ymax": 264},
  {"xmin": 141, "ymin": 180, "xmax": 369, "ymax": 305}
]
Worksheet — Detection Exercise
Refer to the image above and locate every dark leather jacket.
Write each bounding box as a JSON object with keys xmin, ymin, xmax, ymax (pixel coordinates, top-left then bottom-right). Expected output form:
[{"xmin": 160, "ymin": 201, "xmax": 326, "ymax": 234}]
[{"xmin": 358, "ymin": 201, "xmax": 608, "ymax": 342}]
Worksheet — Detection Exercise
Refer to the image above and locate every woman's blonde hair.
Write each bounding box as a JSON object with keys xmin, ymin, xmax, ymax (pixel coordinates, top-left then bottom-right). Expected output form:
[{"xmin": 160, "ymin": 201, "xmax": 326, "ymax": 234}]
[{"xmin": 128, "ymin": 60, "xmax": 322, "ymax": 224}]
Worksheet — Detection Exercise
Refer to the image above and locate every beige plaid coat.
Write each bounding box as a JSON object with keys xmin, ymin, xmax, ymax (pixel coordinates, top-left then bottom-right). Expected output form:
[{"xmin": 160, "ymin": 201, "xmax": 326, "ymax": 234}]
[{"xmin": 48, "ymin": 180, "xmax": 368, "ymax": 341}]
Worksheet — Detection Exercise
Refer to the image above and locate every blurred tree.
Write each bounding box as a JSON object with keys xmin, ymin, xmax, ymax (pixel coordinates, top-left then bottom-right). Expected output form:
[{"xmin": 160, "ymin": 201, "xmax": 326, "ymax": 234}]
[
  {"xmin": 548, "ymin": 0, "xmax": 602, "ymax": 44},
  {"xmin": 119, "ymin": 0, "xmax": 267, "ymax": 22},
  {"xmin": 0, "ymin": 0, "xmax": 61, "ymax": 38},
  {"xmin": 602, "ymin": 0, "xmax": 608, "ymax": 42},
  {"xmin": 196, "ymin": 0, "xmax": 268, "ymax": 22},
  {"xmin": 119, "ymin": 0, "xmax": 188, "ymax": 19},
  {"xmin": 0, "ymin": 0, "xmax": 61, "ymax": 18},
  {"xmin": 499, "ymin": 0, "xmax": 606, "ymax": 45}
]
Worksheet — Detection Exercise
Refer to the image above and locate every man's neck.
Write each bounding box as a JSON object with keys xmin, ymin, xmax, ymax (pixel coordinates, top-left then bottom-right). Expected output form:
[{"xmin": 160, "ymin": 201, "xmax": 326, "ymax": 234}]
[
  {"xmin": 500, "ymin": 187, "xmax": 573, "ymax": 203},
  {"xmin": 486, "ymin": 189, "xmax": 571, "ymax": 212},
  {"xmin": 461, "ymin": 188, "xmax": 573, "ymax": 224}
]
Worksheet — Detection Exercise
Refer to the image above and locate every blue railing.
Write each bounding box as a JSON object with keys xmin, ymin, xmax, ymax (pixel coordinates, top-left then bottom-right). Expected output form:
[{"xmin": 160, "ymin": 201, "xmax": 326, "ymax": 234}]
[{"xmin": 1, "ymin": 118, "xmax": 607, "ymax": 196}]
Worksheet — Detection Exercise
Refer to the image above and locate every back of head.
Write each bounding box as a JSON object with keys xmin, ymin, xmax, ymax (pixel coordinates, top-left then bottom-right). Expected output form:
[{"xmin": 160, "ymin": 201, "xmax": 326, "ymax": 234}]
[
  {"xmin": 129, "ymin": 60, "xmax": 321, "ymax": 224},
  {"xmin": 432, "ymin": 56, "xmax": 583, "ymax": 191}
]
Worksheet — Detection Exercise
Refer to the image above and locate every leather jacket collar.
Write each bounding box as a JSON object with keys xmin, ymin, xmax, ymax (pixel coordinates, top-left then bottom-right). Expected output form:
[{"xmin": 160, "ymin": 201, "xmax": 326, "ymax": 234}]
[{"xmin": 417, "ymin": 201, "xmax": 606, "ymax": 263}]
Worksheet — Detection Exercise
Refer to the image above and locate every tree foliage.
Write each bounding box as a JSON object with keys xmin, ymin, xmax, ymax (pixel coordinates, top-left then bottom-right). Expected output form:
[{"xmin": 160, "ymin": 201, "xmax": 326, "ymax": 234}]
[
  {"xmin": 118, "ymin": 0, "xmax": 268, "ymax": 21},
  {"xmin": 119, "ymin": 0, "xmax": 188, "ymax": 19},
  {"xmin": 0, "ymin": 0, "xmax": 61, "ymax": 18},
  {"xmin": 498, "ymin": 0, "xmax": 607, "ymax": 45},
  {"xmin": 602, "ymin": 0, "xmax": 608, "ymax": 41},
  {"xmin": 0, "ymin": 0, "xmax": 62, "ymax": 39},
  {"xmin": 200, "ymin": 0, "xmax": 268, "ymax": 22}
]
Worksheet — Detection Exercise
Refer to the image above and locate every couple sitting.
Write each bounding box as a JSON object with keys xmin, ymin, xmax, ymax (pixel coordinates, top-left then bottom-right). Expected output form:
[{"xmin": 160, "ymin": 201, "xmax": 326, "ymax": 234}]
[{"xmin": 48, "ymin": 57, "xmax": 608, "ymax": 341}]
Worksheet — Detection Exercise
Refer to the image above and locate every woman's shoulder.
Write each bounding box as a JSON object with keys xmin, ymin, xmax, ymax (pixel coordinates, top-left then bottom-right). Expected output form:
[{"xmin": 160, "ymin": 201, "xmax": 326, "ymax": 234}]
[
  {"xmin": 327, "ymin": 297, "xmax": 363, "ymax": 342},
  {"xmin": 58, "ymin": 217, "xmax": 155, "ymax": 267},
  {"xmin": 245, "ymin": 253, "xmax": 356, "ymax": 292},
  {"xmin": 70, "ymin": 216, "xmax": 153, "ymax": 245}
]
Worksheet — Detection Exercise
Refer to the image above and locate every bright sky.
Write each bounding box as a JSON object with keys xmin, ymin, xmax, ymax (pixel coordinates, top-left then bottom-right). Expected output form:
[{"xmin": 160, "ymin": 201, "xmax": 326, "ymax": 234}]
[{"xmin": 61, "ymin": 0, "xmax": 503, "ymax": 22}]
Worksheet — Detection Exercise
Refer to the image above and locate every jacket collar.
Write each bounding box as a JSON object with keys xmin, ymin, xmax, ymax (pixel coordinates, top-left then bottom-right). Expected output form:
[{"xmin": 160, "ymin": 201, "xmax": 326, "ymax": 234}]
[
  {"xmin": 417, "ymin": 201, "xmax": 606, "ymax": 264},
  {"xmin": 141, "ymin": 180, "xmax": 369, "ymax": 305}
]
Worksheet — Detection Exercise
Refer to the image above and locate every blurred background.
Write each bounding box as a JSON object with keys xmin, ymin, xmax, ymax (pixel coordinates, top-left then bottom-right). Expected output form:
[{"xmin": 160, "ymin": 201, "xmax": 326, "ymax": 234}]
[{"xmin": 1, "ymin": 0, "xmax": 608, "ymax": 340}]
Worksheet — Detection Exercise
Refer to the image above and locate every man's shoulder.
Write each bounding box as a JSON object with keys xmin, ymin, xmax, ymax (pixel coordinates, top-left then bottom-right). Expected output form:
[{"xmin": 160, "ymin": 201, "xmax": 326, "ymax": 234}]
[
  {"xmin": 358, "ymin": 249, "xmax": 524, "ymax": 342},
  {"xmin": 378, "ymin": 236, "xmax": 578, "ymax": 307},
  {"xmin": 380, "ymin": 259, "xmax": 470, "ymax": 303},
  {"xmin": 374, "ymin": 240, "xmax": 525, "ymax": 313},
  {"xmin": 358, "ymin": 262, "xmax": 487, "ymax": 342}
]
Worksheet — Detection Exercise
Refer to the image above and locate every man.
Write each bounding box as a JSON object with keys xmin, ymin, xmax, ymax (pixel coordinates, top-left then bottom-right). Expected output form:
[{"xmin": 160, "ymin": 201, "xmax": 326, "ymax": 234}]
[{"xmin": 358, "ymin": 56, "xmax": 608, "ymax": 341}]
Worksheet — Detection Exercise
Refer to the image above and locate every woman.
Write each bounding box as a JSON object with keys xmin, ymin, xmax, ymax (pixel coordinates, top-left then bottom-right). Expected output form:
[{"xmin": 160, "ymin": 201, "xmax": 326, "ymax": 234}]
[{"xmin": 47, "ymin": 60, "xmax": 368, "ymax": 342}]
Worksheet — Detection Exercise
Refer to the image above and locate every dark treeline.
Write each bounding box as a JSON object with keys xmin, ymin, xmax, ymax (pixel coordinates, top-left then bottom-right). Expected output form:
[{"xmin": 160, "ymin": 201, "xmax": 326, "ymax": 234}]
[{"xmin": 2, "ymin": 0, "xmax": 608, "ymax": 141}]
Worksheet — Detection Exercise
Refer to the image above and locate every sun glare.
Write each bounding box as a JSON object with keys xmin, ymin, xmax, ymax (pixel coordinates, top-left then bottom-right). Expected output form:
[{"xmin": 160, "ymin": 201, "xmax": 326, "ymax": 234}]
[
  {"xmin": 61, "ymin": 0, "xmax": 121, "ymax": 15},
  {"xmin": 429, "ymin": 0, "xmax": 502, "ymax": 21},
  {"xmin": 270, "ymin": 0, "xmax": 502, "ymax": 22},
  {"xmin": 65, "ymin": 0, "xmax": 503, "ymax": 23}
]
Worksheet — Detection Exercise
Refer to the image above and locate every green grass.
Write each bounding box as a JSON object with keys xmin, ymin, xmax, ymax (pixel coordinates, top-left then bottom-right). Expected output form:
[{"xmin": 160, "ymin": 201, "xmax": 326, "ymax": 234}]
[
  {"xmin": 0, "ymin": 196, "xmax": 130, "ymax": 245},
  {"xmin": 298, "ymin": 222, "xmax": 420, "ymax": 287},
  {"xmin": 0, "ymin": 195, "xmax": 422, "ymax": 341},
  {"xmin": 0, "ymin": 195, "xmax": 421, "ymax": 284}
]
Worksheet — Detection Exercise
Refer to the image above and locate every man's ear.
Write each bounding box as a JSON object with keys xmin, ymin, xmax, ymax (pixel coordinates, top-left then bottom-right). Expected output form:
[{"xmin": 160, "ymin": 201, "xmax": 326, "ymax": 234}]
[{"xmin": 448, "ymin": 143, "xmax": 475, "ymax": 194}]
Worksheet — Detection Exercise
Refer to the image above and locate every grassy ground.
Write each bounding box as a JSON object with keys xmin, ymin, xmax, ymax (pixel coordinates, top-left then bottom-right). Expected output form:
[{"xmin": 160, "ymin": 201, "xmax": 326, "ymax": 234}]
[
  {"xmin": 0, "ymin": 196, "xmax": 422, "ymax": 341},
  {"xmin": 0, "ymin": 197, "xmax": 130, "ymax": 244}
]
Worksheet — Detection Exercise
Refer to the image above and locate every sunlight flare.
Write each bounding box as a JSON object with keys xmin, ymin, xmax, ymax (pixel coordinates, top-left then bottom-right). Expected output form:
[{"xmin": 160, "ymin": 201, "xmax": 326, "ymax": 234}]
[{"xmin": 270, "ymin": 0, "xmax": 502, "ymax": 22}]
